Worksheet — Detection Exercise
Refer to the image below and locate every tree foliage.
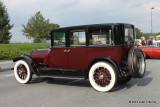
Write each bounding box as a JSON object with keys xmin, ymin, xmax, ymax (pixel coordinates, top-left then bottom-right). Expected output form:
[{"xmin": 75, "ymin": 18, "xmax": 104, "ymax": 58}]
[
  {"xmin": 135, "ymin": 28, "xmax": 143, "ymax": 39},
  {"xmin": 0, "ymin": 1, "xmax": 13, "ymax": 44},
  {"xmin": 22, "ymin": 11, "xmax": 59, "ymax": 43}
]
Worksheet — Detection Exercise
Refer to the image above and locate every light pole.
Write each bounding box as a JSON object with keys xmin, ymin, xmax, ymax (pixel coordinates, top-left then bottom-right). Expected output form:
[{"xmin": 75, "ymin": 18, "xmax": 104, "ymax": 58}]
[{"xmin": 151, "ymin": 7, "xmax": 154, "ymax": 35}]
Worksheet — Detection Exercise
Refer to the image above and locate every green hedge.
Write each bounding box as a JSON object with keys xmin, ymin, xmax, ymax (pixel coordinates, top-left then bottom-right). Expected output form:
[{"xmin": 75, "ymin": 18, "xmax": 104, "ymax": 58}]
[
  {"xmin": 0, "ymin": 47, "xmax": 23, "ymax": 60},
  {"xmin": 0, "ymin": 43, "xmax": 50, "ymax": 54},
  {"xmin": 0, "ymin": 43, "xmax": 50, "ymax": 60}
]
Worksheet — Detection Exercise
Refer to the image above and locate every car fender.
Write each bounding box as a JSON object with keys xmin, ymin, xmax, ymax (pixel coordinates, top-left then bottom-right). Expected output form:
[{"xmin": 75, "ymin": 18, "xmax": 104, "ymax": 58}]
[{"xmin": 13, "ymin": 55, "xmax": 39, "ymax": 76}]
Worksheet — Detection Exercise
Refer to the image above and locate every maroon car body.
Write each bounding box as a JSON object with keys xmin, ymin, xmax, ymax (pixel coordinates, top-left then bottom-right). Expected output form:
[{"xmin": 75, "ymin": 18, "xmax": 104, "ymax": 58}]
[
  {"xmin": 31, "ymin": 47, "xmax": 129, "ymax": 69},
  {"xmin": 13, "ymin": 23, "xmax": 146, "ymax": 92}
]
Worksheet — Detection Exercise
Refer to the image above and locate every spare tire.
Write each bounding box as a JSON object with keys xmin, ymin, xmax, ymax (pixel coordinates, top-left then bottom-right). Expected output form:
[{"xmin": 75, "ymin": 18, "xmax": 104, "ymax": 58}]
[{"xmin": 128, "ymin": 48, "xmax": 146, "ymax": 78}]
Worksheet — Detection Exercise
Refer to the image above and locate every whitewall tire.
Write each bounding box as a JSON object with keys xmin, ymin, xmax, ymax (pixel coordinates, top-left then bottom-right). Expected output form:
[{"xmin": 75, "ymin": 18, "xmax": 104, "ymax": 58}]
[
  {"xmin": 89, "ymin": 62, "xmax": 117, "ymax": 92},
  {"xmin": 14, "ymin": 60, "xmax": 32, "ymax": 84}
]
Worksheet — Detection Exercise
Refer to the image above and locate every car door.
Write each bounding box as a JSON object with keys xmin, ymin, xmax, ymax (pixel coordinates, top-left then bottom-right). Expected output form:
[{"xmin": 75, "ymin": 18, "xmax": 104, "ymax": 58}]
[
  {"xmin": 67, "ymin": 29, "xmax": 88, "ymax": 69},
  {"xmin": 50, "ymin": 47, "xmax": 68, "ymax": 68},
  {"xmin": 49, "ymin": 31, "xmax": 69, "ymax": 68},
  {"xmin": 67, "ymin": 47, "xmax": 88, "ymax": 69}
]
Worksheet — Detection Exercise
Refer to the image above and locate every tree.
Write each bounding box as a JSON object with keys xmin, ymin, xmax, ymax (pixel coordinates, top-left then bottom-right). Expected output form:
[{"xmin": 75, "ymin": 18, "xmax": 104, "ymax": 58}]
[
  {"xmin": 135, "ymin": 28, "xmax": 143, "ymax": 39},
  {"xmin": 22, "ymin": 11, "xmax": 59, "ymax": 43},
  {"xmin": 0, "ymin": 1, "xmax": 13, "ymax": 44}
]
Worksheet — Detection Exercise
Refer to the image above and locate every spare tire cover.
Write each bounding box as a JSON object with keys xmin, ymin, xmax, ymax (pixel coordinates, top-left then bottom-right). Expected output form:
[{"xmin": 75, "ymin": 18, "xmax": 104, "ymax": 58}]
[{"xmin": 128, "ymin": 48, "xmax": 146, "ymax": 78}]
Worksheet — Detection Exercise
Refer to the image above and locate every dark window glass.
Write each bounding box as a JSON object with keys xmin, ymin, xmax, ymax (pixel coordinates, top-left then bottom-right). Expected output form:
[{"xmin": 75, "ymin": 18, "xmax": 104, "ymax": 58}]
[
  {"xmin": 88, "ymin": 27, "xmax": 112, "ymax": 46},
  {"xmin": 54, "ymin": 32, "xmax": 66, "ymax": 46},
  {"xmin": 70, "ymin": 30, "xmax": 86, "ymax": 46},
  {"xmin": 125, "ymin": 28, "xmax": 134, "ymax": 45}
]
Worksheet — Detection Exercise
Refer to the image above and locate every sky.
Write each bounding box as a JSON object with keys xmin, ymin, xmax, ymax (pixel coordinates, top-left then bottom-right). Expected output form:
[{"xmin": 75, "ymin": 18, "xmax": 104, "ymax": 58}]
[{"xmin": 1, "ymin": 0, "xmax": 160, "ymax": 42}]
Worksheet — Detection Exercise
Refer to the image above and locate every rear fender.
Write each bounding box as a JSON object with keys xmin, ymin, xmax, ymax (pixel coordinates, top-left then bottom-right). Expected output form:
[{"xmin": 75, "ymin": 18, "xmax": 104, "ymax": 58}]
[{"xmin": 86, "ymin": 57, "xmax": 121, "ymax": 79}]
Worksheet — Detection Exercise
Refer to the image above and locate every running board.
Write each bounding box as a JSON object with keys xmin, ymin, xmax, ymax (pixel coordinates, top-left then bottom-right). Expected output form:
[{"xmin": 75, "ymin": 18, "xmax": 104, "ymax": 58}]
[{"xmin": 39, "ymin": 75, "xmax": 85, "ymax": 80}]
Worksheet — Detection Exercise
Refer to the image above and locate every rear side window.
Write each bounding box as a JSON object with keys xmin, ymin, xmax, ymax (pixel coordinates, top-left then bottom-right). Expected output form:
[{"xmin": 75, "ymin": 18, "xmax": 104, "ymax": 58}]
[
  {"xmin": 54, "ymin": 32, "xmax": 66, "ymax": 46},
  {"xmin": 125, "ymin": 28, "xmax": 134, "ymax": 45},
  {"xmin": 70, "ymin": 29, "xmax": 86, "ymax": 46},
  {"xmin": 88, "ymin": 27, "xmax": 112, "ymax": 46}
]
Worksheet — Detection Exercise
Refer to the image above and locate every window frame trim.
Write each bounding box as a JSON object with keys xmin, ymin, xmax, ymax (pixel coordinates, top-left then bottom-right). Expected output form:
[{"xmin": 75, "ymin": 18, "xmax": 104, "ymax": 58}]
[
  {"xmin": 52, "ymin": 30, "xmax": 67, "ymax": 48},
  {"xmin": 88, "ymin": 26, "xmax": 113, "ymax": 46},
  {"xmin": 68, "ymin": 28, "xmax": 87, "ymax": 47}
]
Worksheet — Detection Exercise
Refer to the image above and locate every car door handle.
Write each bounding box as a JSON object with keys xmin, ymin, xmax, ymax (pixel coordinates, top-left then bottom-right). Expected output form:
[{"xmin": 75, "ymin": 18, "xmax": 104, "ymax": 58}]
[
  {"xmin": 67, "ymin": 49, "xmax": 70, "ymax": 53},
  {"xmin": 64, "ymin": 49, "xmax": 67, "ymax": 53},
  {"xmin": 64, "ymin": 49, "xmax": 70, "ymax": 53}
]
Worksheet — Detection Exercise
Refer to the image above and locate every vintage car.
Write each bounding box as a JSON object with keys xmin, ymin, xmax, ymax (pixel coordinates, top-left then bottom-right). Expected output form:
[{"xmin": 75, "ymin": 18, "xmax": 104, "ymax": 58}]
[
  {"xmin": 135, "ymin": 40, "xmax": 160, "ymax": 58},
  {"xmin": 13, "ymin": 23, "xmax": 146, "ymax": 92}
]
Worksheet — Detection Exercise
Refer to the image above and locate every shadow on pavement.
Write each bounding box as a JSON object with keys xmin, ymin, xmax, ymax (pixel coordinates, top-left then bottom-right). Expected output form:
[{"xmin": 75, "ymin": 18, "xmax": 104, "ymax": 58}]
[
  {"xmin": 113, "ymin": 71, "xmax": 152, "ymax": 92},
  {"xmin": 30, "ymin": 77, "xmax": 91, "ymax": 87},
  {"xmin": 29, "ymin": 71, "xmax": 152, "ymax": 92},
  {"xmin": 47, "ymin": 78, "xmax": 91, "ymax": 87},
  {"xmin": 30, "ymin": 77, "xmax": 49, "ymax": 83},
  {"xmin": 148, "ymin": 58, "xmax": 160, "ymax": 60},
  {"xmin": 0, "ymin": 68, "xmax": 13, "ymax": 72}
]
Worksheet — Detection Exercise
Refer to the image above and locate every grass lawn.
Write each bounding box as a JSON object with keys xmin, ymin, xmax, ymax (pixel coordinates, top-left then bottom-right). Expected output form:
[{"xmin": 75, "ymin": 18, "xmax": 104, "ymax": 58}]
[{"xmin": 0, "ymin": 43, "xmax": 50, "ymax": 55}]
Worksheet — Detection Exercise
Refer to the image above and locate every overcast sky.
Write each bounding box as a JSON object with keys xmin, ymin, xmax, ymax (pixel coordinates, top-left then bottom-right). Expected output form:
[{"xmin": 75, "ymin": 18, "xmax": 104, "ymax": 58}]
[{"xmin": 1, "ymin": 0, "xmax": 160, "ymax": 42}]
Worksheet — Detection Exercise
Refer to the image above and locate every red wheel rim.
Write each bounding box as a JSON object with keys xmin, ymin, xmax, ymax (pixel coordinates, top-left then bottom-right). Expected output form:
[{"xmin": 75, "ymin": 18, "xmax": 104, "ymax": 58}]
[
  {"xmin": 93, "ymin": 67, "xmax": 111, "ymax": 87},
  {"xmin": 17, "ymin": 64, "xmax": 27, "ymax": 80}
]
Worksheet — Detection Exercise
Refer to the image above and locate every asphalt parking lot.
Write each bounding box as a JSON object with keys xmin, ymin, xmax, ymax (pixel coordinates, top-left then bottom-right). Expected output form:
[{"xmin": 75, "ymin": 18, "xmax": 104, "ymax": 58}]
[{"xmin": 0, "ymin": 59, "xmax": 159, "ymax": 107}]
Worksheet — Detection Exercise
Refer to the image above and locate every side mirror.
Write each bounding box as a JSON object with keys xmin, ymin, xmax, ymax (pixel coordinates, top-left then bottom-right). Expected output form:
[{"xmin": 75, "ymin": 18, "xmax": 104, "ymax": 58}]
[{"xmin": 47, "ymin": 46, "xmax": 51, "ymax": 48}]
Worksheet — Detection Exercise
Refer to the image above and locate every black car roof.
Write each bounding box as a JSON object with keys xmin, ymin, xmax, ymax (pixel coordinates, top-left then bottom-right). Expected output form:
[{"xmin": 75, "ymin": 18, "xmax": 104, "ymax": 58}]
[{"xmin": 51, "ymin": 23, "xmax": 134, "ymax": 31}]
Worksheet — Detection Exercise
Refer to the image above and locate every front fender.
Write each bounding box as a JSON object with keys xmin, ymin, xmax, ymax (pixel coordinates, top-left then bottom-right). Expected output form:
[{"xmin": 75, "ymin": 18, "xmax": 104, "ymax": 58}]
[
  {"xmin": 13, "ymin": 54, "xmax": 32, "ymax": 64},
  {"xmin": 13, "ymin": 55, "xmax": 39, "ymax": 76}
]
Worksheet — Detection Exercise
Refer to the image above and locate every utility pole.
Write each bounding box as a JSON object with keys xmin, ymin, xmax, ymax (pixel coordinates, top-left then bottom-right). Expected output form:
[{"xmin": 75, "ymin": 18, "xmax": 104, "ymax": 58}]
[{"xmin": 151, "ymin": 7, "xmax": 154, "ymax": 35}]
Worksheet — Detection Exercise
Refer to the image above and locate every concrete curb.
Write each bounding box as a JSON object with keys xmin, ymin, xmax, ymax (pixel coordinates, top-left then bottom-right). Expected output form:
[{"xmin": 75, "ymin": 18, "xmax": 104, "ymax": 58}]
[
  {"xmin": 0, "ymin": 60, "xmax": 13, "ymax": 64},
  {"xmin": 0, "ymin": 60, "xmax": 14, "ymax": 71}
]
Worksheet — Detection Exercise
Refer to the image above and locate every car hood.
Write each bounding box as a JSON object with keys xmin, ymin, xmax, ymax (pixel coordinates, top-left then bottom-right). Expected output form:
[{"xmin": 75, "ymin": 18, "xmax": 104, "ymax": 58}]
[{"xmin": 30, "ymin": 49, "xmax": 51, "ymax": 63}]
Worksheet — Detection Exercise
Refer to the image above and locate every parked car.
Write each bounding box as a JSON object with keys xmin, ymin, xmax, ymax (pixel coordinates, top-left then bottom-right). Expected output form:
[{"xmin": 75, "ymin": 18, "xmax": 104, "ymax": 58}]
[
  {"xmin": 13, "ymin": 23, "xmax": 146, "ymax": 92},
  {"xmin": 135, "ymin": 40, "xmax": 160, "ymax": 58}
]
